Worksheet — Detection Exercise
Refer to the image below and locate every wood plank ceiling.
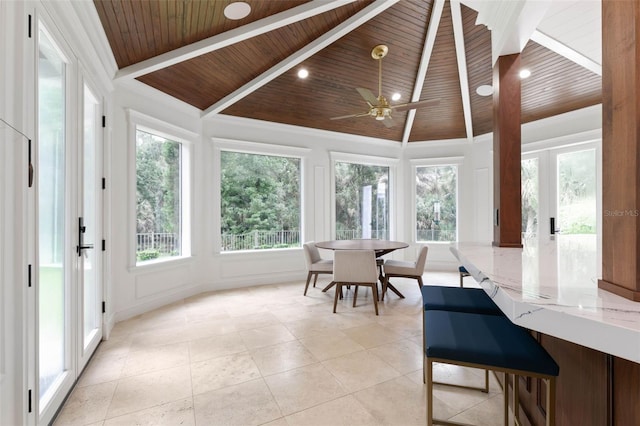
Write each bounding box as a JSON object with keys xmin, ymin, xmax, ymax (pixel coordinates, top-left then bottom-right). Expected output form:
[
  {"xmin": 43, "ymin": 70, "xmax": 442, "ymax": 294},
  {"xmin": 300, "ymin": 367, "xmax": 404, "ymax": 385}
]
[{"xmin": 94, "ymin": 0, "xmax": 602, "ymax": 143}]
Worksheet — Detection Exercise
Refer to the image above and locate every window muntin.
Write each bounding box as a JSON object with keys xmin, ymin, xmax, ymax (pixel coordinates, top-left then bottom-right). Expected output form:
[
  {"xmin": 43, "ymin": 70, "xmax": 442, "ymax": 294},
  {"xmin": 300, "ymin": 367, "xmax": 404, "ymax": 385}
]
[
  {"xmin": 135, "ymin": 129, "xmax": 182, "ymax": 263},
  {"xmin": 334, "ymin": 162, "xmax": 389, "ymax": 240},
  {"xmin": 415, "ymin": 164, "xmax": 458, "ymax": 242},
  {"xmin": 220, "ymin": 151, "xmax": 301, "ymax": 251}
]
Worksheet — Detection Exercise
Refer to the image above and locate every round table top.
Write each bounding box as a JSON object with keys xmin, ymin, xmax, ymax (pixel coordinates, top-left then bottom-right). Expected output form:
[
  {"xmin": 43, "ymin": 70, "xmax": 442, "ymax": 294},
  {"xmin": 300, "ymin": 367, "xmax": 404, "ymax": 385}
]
[{"xmin": 315, "ymin": 239, "xmax": 409, "ymax": 251}]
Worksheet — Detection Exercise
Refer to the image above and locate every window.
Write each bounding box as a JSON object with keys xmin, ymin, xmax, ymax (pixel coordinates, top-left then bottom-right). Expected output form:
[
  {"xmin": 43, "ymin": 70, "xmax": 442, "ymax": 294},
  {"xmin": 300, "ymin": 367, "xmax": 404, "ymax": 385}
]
[
  {"xmin": 220, "ymin": 150, "xmax": 301, "ymax": 251},
  {"xmin": 334, "ymin": 159, "xmax": 391, "ymax": 240},
  {"xmin": 415, "ymin": 163, "xmax": 458, "ymax": 242},
  {"xmin": 132, "ymin": 119, "xmax": 192, "ymax": 265}
]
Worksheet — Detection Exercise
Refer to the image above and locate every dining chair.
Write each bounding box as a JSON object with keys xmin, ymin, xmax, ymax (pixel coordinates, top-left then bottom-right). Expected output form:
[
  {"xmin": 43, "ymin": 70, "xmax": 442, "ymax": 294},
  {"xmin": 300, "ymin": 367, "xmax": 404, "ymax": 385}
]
[
  {"xmin": 332, "ymin": 249, "xmax": 379, "ymax": 315},
  {"xmin": 381, "ymin": 245, "xmax": 428, "ymax": 300},
  {"xmin": 303, "ymin": 242, "xmax": 333, "ymax": 295}
]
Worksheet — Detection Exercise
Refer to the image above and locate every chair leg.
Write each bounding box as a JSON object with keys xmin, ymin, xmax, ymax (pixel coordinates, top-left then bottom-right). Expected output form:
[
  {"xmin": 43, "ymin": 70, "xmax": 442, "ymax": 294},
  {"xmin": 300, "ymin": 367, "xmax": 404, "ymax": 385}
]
[
  {"xmin": 417, "ymin": 276, "xmax": 423, "ymax": 288},
  {"xmin": 426, "ymin": 357, "xmax": 433, "ymax": 426},
  {"xmin": 460, "ymin": 272, "xmax": 464, "ymax": 288},
  {"xmin": 547, "ymin": 377, "xmax": 556, "ymax": 426},
  {"xmin": 353, "ymin": 285, "xmax": 359, "ymax": 307},
  {"xmin": 313, "ymin": 273, "xmax": 318, "ymax": 288},
  {"xmin": 372, "ymin": 283, "xmax": 379, "ymax": 315},
  {"xmin": 514, "ymin": 374, "xmax": 520, "ymax": 425},
  {"xmin": 503, "ymin": 372, "xmax": 509, "ymax": 426},
  {"xmin": 381, "ymin": 275, "xmax": 388, "ymax": 301},
  {"xmin": 333, "ymin": 283, "xmax": 341, "ymax": 313},
  {"xmin": 304, "ymin": 272, "xmax": 313, "ymax": 295}
]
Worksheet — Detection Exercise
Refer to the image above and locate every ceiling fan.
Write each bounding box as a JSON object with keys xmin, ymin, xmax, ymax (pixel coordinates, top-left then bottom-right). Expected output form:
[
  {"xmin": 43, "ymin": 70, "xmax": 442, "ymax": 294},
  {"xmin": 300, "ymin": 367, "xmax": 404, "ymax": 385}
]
[{"xmin": 330, "ymin": 44, "xmax": 439, "ymax": 128}]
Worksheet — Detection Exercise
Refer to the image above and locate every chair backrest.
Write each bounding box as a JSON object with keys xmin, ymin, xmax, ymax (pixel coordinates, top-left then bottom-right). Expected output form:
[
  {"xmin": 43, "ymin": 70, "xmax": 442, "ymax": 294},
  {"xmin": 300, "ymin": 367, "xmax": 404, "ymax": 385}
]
[
  {"xmin": 333, "ymin": 250, "xmax": 377, "ymax": 283},
  {"xmin": 303, "ymin": 242, "xmax": 321, "ymax": 267},
  {"xmin": 415, "ymin": 245, "xmax": 429, "ymax": 272}
]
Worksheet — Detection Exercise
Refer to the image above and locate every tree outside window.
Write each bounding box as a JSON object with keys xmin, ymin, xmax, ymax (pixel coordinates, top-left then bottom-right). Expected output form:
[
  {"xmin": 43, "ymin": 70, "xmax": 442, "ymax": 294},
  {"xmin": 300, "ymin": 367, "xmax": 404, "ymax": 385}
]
[
  {"xmin": 135, "ymin": 129, "xmax": 182, "ymax": 262},
  {"xmin": 334, "ymin": 162, "xmax": 389, "ymax": 240},
  {"xmin": 416, "ymin": 165, "xmax": 457, "ymax": 242},
  {"xmin": 220, "ymin": 151, "xmax": 301, "ymax": 251}
]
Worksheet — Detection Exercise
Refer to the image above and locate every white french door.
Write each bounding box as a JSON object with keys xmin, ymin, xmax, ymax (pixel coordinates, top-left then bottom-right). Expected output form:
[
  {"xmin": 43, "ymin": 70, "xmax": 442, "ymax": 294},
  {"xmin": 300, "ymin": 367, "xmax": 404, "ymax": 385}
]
[
  {"xmin": 36, "ymin": 18, "xmax": 104, "ymax": 425},
  {"xmin": 521, "ymin": 142, "xmax": 601, "ymax": 287}
]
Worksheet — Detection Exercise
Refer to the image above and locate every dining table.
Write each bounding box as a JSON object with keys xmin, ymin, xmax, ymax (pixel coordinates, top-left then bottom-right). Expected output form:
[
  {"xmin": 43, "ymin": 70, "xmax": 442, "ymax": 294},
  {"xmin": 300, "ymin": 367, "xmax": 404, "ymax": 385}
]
[{"xmin": 314, "ymin": 239, "xmax": 409, "ymax": 299}]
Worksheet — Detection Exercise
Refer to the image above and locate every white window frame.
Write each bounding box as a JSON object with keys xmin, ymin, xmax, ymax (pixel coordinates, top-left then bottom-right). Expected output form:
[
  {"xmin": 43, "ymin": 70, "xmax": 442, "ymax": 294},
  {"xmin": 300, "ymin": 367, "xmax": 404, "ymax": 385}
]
[
  {"xmin": 127, "ymin": 109, "xmax": 195, "ymax": 268},
  {"xmin": 410, "ymin": 156, "xmax": 463, "ymax": 244},
  {"xmin": 330, "ymin": 152, "xmax": 399, "ymax": 240},
  {"xmin": 212, "ymin": 138, "xmax": 309, "ymax": 254}
]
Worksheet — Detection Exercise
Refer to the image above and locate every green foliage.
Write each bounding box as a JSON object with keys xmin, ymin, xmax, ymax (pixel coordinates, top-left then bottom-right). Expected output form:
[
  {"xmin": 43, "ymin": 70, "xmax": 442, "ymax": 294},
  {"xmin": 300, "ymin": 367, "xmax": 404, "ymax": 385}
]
[
  {"xmin": 415, "ymin": 165, "xmax": 457, "ymax": 241},
  {"xmin": 521, "ymin": 159, "xmax": 539, "ymax": 234},
  {"xmin": 137, "ymin": 249, "xmax": 160, "ymax": 261},
  {"xmin": 334, "ymin": 162, "xmax": 389, "ymax": 237},
  {"xmin": 136, "ymin": 130, "xmax": 181, "ymax": 236},
  {"xmin": 220, "ymin": 151, "xmax": 300, "ymax": 237}
]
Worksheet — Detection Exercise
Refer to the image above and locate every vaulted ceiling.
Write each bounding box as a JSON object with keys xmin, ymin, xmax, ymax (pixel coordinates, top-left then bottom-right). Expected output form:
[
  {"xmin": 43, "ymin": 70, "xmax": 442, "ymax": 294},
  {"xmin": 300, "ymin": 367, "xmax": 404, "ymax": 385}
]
[{"xmin": 94, "ymin": 0, "xmax": 602, "ymax": 143}]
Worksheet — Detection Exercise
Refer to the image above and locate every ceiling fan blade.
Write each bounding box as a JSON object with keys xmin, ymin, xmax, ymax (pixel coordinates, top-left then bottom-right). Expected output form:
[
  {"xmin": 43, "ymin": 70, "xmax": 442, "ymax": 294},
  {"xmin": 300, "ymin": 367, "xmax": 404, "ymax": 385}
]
[
  {"xmin": 392, "ymin": 98, "xmax": 440, "ymax": 112},
  {"xmin": 381, "ymin": 117, "xmax": 393, "ymax": 128},
  {"xmin": 356, "ymin": 88, "xmax": 378, "ymax": 105},
  {"xmin": 330, "ymin": 112, "xmax": 370, "ymax": 120}
]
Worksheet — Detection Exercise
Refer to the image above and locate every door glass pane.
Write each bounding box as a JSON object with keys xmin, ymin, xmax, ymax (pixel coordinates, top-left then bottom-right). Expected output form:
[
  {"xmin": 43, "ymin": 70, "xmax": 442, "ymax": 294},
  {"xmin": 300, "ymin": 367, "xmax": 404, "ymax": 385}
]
[
  {"xmin": 38, "ymin": 28, "xmax": 66, "ymax": 403},
  {"xmin": 521, "ymin": 158, "xmax": 539, "ymax": 237},
  {"xmin": 416, "ymin": 165, "xmax": 457, "ymax": 242},
  {"xmin": 82, "ymin": 85, "xmax": 99, "ymax": 347},
  {"xmin": 557, "ymin": 149, "xmax": 596, "ymax": 235},
  {"xmin": 335, "ymin": 162, "xmax": 389, "ymax": 240}
]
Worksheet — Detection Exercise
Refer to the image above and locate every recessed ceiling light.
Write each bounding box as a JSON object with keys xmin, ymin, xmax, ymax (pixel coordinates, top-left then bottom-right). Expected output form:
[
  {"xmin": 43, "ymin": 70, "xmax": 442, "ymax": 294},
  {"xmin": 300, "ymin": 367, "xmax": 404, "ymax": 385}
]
[
  {"xmin": 519, "ymin": 69, "xmax": 531, "ymax": 79},
  {"xmin": 476, "ymin": 85, "xmax": 493, "ymax": 96},
  {"xmin": 224, "ymin": 2, "xmax": 251, "ymax": 20},
  {"xmin": 391, "ymin": 93, "xmax": 401, "ymax": 101},
  {"xmin": 297, "ymin": 68, "xmax": 309, "ymax": 79}
]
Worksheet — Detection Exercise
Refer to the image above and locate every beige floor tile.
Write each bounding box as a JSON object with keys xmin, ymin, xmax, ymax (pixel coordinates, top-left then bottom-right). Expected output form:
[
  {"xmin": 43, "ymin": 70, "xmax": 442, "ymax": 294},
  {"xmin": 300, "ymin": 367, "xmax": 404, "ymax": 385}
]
[
  {"xmin": 239, "ymin": 324, "xmax": 296, "ymax": 349},
  {"xmin": 121, "ymin": 342, "xmax": 190, "ymax": 377},
  {"xmin": 103, "ymin": 397, "xmax": 195, "ymax": 426},
  {"xmin": 193, "ymin": 379, "xmax": 281, "ymax": 426},
  {"xmin": 353, "ymin": 375, "xmax": 426, "ymax": 426},
  {"xmin": 368, "ymin": 339, "xmax": 423, "ymax": 374},
  {"xmin": 260, "ymin": 417, "xmax": 289, "ymax": 426},
  {"xmin": 189, "ymin": 332, "xmax": 247, "ymax": 363},
  {"xmin": 94, "ymin": 334, "xmax": 133, "ymax": 359},
  {"xmin": 251, "ymin": 340, "xmax": 318, "ymax": 376},
  {"xmin": 322, "ymin": 350, "xmax": 401, "ymax": 392},
  {"xmin": 232, "ymin": 312, "xmax": 282, "ymax": 331},
  {"xmin": 298, "ymin": 330, "xmax": 365, "ymax": 361},
  {"xmin": 53, "ymin": 381, "xmax": 117, "ymax": 426},
  {"xmin": 182, "ymin": 317, "xmax": 238, "ymax": 340},
  {"xmin": 264, "ymin": 363, "xmax": 347, "ymax": 415},
  {"xmin": 129, "ymin": 325, "xmax": 190, "ymax": 350},
  {"xmin": 447, "ymin": 393, "xmax": 508, "ymax": 426},
  {"xmin": 77, "ymin": 353, "xmax": 126, "ymax": 387},
  {"xmin": 342, "ymin": 324, "xmax": 403, "ymax": 349},
  {"xmin": 282, "ymin": 316, "xmax": 341, "ymax": 339},
  {"xmin": 191, "ymin": 352, "xmax": 261, "ymax": 395},
  {"xmin": 105, "ymin": 365, "xmax": 192, "ymax": 419},
  {"xmin": 269, "ymin": 305, "xmax": 315, "ymax": 323},
  {"xmin": 284, "ymin": 395, "xmax": 381, "ymax": 426}
]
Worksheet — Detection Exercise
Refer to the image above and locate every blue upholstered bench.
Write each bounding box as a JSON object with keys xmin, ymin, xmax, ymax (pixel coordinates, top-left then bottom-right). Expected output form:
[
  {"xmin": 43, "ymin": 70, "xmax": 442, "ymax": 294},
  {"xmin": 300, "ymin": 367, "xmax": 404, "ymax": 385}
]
[
  {"xmin": 421, "ymin": 286, "xmax": 502, "ymax": 316},
  {"xmin": 424, "ymin": 310, "xmax": 559, "ymax": 426},
  {"xmin": 421, "ymin": 286, "xmax": 503, "ymax": 392}
]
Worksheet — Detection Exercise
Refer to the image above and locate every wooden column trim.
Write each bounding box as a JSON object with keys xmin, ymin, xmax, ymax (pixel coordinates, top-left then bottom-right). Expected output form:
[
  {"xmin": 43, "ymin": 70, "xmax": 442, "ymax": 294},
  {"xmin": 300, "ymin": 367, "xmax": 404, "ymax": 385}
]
[
  {"xmin": 492, "ymin": 53, "xmax": 522, "ymax": 248},
  {"xmin": 598, "ymin": 0, "xmax": 640, "ymax": 301}
]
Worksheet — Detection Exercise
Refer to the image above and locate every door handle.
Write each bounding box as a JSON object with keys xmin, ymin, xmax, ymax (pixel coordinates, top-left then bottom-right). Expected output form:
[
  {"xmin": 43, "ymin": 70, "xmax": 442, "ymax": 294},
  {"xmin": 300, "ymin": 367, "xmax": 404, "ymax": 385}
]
[
  {"xmin": 550, "ymin": 217, "xmax": 561, "ymax": 235},
  {"xmin": 77, "ymin": 217, "xmax": 94, "ymax": 256}
]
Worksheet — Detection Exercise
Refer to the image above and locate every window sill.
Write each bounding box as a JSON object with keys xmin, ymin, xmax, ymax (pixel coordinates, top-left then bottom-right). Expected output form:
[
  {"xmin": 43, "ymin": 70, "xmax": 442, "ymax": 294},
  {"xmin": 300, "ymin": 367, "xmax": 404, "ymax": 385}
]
[
  {"xmin": 129, "ymin": 255, "xmax": 195, "ymax": 273},
  {"xmin": 217, "ymin": 247, "xmax": 301, "ymax": 256}
]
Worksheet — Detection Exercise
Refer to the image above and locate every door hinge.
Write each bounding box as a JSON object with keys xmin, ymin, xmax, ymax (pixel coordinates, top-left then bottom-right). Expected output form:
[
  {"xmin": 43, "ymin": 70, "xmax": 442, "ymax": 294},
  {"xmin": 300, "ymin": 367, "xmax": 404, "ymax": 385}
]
[
  {"xmin": 28, "ymin": 15, "xmax": 32, "ymax": 38},
  {"xmin": 102, "ymin": 239, "xmax": 106, "ymax": 251},
  {"xmin": 28, "ymin": 389, "xmax": 32, "ymax": 413},
  {"xmin": 102, "ymin": 115, "xmax": 106, "ymax": 128},
  {"xmin": 28, "ymin": 264, "xmax": 32, "ymax": 288},
  {"xmin": 28, "ymin": 139, "xmax": 33, "ymax": 188},
  {"xmin": 102, "ymin": 177, "xmax": 106, "ymax": 190},
  {"xmin": 102, "ymin": 301, "xmax": 106, "ymax": 314}
]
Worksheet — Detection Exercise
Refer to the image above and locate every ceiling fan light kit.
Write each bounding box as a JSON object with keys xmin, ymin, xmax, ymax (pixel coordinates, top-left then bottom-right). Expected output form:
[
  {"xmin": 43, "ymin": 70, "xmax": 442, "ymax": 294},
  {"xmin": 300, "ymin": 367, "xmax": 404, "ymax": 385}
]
[{"xmin": 330, "ymin": 45, "xmax": 439, "ymax": 127}]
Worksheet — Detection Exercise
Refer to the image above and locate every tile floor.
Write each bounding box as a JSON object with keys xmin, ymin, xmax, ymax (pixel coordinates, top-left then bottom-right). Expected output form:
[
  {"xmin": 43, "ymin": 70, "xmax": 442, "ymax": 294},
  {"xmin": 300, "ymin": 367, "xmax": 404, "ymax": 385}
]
[{"xmin": 53, "ymin": 272, "xmax": 505, "ymax": 426}]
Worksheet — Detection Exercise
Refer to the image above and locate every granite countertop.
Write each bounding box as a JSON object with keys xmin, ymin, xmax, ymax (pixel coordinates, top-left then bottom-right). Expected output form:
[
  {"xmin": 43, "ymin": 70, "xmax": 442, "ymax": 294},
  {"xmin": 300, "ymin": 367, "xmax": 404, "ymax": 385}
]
[{"xmin": 450, "ymin": 236, "xmax": 640, "ymax": 363}]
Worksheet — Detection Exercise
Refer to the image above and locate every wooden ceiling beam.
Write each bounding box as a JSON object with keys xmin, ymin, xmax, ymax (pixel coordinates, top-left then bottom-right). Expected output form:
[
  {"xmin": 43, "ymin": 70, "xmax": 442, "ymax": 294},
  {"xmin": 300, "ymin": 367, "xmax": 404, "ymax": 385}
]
[
  {"xmin": 530, "ymin": 30, "xmax": 602, "ymax": 76},
  {"xmin": 402, "ymin": 0, "xmax": 445, "ymax": 146},
  {"xmin": 451, "ymin": 0, "xmax": 473, "ymax": 143},
  {"xmin": 202, "ymin": 0, "xmax": 400, "ymax": 119},
  {"xmin": 114, "ymin": 0, "xmax": 356, "ymax": 81}
]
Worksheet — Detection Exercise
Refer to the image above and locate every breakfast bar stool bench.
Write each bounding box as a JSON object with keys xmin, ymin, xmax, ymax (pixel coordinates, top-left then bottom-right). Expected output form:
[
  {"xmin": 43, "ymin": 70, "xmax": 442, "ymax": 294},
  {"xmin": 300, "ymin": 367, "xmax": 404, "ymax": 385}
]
[{"xmin": 424, "ymin": 310, "xmax": 559, "ymax": 426}]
